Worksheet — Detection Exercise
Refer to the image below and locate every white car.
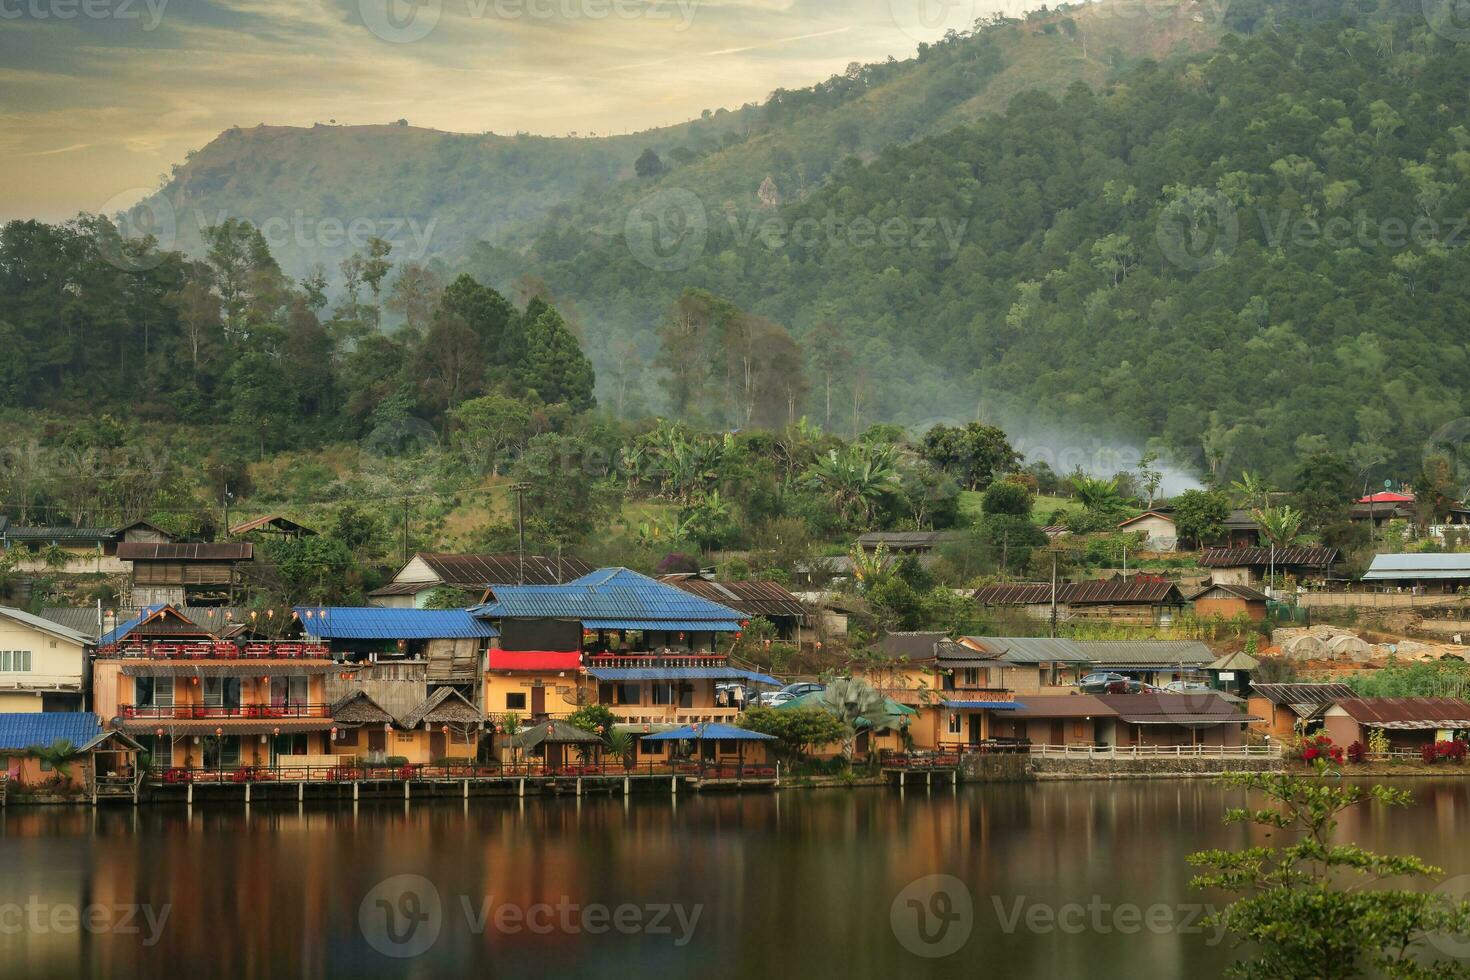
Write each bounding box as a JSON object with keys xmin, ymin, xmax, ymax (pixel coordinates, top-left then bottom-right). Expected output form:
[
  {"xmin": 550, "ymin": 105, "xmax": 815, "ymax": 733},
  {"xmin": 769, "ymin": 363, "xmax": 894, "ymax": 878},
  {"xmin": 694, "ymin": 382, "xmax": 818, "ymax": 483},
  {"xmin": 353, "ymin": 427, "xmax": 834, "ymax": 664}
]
[
  {"xmin": 1162, "ymin": 681, "xmax": 1214, "ymax": 694},
  {"xmin": 757, "ymin": 691, "xmax": 796, "ymax": 707}
]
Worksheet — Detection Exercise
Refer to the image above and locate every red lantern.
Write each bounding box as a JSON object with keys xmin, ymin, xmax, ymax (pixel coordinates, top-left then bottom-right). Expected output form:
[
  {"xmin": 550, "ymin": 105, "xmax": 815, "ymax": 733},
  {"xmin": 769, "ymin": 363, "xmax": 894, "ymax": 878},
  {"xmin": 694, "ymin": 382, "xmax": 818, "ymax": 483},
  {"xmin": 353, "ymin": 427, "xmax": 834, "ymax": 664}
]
[
  {"xmin": 441, "ymin": 725, "xmax": 449, "ymax": 734},
  {"xmin": 330, "ymin": 727, "xmax": 338, "ymax": 738},
  {"xmin": 155, "ymin": 728, "xmax": 164, "ymax": 737},
  {"xmin": 546, "ymin": 724, "xmax": 554, "ymax": 735},
  {"xmin": 272, "ymin": 727, "xmax": 280, "ymax": 736},
  {"xmin": 214, "ymin": 727, "xmax": 223, "ymax": 737}
]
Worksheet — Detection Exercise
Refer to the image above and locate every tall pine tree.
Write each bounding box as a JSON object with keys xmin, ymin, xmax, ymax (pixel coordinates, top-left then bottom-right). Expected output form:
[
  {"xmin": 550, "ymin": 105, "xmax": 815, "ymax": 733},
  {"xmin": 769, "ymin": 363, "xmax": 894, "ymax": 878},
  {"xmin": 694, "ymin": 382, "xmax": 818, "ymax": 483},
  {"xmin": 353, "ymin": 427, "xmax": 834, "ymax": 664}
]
[{"xmin": 521, "ymin": 305, "xmax": 596, "ymax": 411}]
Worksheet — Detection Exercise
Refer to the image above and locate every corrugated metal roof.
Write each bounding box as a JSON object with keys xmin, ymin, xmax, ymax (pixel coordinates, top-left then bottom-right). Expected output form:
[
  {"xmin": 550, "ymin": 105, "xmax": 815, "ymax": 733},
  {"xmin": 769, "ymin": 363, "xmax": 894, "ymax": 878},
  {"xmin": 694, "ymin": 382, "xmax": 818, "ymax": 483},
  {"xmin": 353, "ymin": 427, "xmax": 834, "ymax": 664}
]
[
  {"xmin": 1333, "ymin": 697, "xmax": 1470, "ymax": 726},
  {"xmin": 1104, "ymin": 692, "xmax": 1257, "ymax": 724},
  {"xmin": 1364, "ymin": 554, "xmax": 1470, "ymax": 580},
  {"xmin": 870, "ymin": 631, "xmax": 949, "ymax": 661},
  {"xmin": 1007, "ymin": 695, "xmax": 1115, "ymax": 718},
  {"xmin": 0, "ymin": 605, "xmax": 93, "ymax": 646},
  {"xmin": 117, "ymin": 542, "xmax": 253, "ymax": 561},
  {"xmin": 955, "ymin": 637, "xmax": 1094, "ymax": 664},
  {"xmin": 1199, "ymin": 547, "xmax": 1337, "ymax": 568},
  {"xmin": 972, "ymin": 583, "xmax": 1055, "ymax": 605},
  {"xmin": 1208, "ymin": 650, "xmax": 1260, "ymax": 671},
  {"xmin": 228, "ymin": 515, "xmax": 317, "ymax": 536},
  {"xmin": 642, "ymin": 723, "xmax": 775, "ymax": 741},
  {"xmin": 473, "ymin": 568, "xmax": 744, "ymax": 629},
  {"xmin": 1251, "ymin": 683, "xmax": 1358, "ymax": 706},
  {"xmin": 584, "ymin": 667, "xmax": 780, "ymax": 685},
  {"xmin": 366, "ymin": 581, "xmax": 436, "ymax": 596},
  {"xmin": 1190, "ymin": 583, "xmax": 1269, "ymax": 602},
  {"xmin": 855, "ymin": 531, "xmax": 961, "ymax": 549},
  {"xmin": 659, "ymin": 576, "xmax": 807, "ymax": 619},
  {"xmin": 98, "ymin": 605, "xmax": 172, "ymax": 646},
  {"xmin": 416, "ymin": 552, "xmax": 594, "ymax": 587},
  {"xmin": 0, "ymin": 712, "xmax": 106, "ymax": 750},
  {"xmin": 1075, "ymin": 640, "xmax": 1215, "ymax": 666},
  {"xmin": 941, "ymin": 700, "xmax": 1023, "ymax": 710},
  {"xmin": 296, "ymin": 607, "xmax": 497, "ymax": 640},
  {"xmin": 1, "ymin": 526, "xmax": 116, "ymax": 543},
  {"xmin": 973, "ymin": 580, "xmax": 1183, "ymax": 606}
]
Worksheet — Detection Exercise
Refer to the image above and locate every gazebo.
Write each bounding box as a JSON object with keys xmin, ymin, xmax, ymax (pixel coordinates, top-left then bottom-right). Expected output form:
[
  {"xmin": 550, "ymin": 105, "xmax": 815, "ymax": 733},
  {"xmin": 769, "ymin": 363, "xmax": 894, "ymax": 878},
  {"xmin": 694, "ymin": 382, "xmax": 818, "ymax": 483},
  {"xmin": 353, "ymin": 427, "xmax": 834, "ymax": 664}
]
[
  {"xmin": 642, "ymin": 723, "xmax": 776, "ymax": 777},
  {"xmin": 512, "ymin": 719, "xmax": 603, "ymax": 773}
]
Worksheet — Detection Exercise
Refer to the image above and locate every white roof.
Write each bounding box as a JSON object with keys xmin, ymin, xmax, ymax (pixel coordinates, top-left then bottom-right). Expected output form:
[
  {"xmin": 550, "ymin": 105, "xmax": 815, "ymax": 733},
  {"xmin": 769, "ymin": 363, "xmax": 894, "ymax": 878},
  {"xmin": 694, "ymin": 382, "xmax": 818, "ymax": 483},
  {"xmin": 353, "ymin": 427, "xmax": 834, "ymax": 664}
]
[
  {"xmin": 1363, "ymin": 554, "xmax": 1470, "ymax": 580},
  {"xmin": 0, "ymin": 606, "xmax": 93, "ymax": 646}
]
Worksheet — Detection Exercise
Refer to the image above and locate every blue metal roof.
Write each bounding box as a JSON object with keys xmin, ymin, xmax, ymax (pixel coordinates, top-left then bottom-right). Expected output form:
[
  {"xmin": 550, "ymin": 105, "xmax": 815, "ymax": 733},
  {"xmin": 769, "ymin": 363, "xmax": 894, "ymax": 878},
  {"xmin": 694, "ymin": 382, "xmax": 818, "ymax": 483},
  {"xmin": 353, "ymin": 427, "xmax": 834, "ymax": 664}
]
[
  {"xmin": 97, "ymin": 605, "xmax": 166, "ymax": 646},
  {"xmin": 585, "ymin": 667, "xmax": 781, "ymax": 685},
  {"xmin": 941, "ymin": 700, "xmax": 1025, "ymax": 710},
  {"xmin": 0, "ymin": 713, "xmax": 107, "ymax": 751},
  {"xmin": 296, "ymin": 607, "xmax": 498, "ymax": 640},
  {"xmin": 641, "ymin": 723, "xmax": 775, "ymax": 741},
  {"xmin": 471, "ymin": 568, "xmax": 744, "ymax": 630}
]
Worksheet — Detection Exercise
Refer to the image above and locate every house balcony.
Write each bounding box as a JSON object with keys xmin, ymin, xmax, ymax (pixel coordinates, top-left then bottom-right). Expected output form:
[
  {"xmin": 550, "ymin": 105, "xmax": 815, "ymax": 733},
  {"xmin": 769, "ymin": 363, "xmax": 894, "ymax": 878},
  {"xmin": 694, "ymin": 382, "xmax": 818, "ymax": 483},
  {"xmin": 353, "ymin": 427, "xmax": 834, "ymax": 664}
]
[
  {"xmin": 99, "ymin": 642, "xmax": 332, "ymax": 660},
  {"xmin": 600, "ymin": 704, "xmax": 742, "ymax": 725},
  {"xmin": 584, "ymin": 654, "xmax": 731, "ymax": 669},
  {"xmin": 119, "ymin": 702, "xmax": 333, "ymax": 720}
]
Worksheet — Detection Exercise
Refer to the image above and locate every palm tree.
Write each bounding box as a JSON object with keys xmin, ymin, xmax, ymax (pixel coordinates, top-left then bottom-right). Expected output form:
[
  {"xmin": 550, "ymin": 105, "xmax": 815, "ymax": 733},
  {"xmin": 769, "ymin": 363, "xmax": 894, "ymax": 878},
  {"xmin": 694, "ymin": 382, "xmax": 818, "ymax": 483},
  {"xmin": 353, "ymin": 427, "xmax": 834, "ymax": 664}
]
[
  {"xmin": 1071, "ymin": 475, "xmax": 1123, "ymax": 513},
  {"xmin": 40, "ymin": 543, "xmax": 70, "ymax": 571},
  {"xmin": 1253, "ymin": 505, "xmax": 1305, "ymax": 549},
  {"xmin": 849, "ymin": 541, "xmax": 894, "ymax": 593},
  {"xmin": 814, "ymin": 677, "xmax": 898, "ymax": 760},
  {"xmin": 806, "ymin": 443, "xmax": 898, "ymax": 525},
  {"xmin": 1231, "ymin": 471, "xmax": 1273, "ymax": 511},
  {"xmin": 27, "ymin": 739, "xmax": 77, "ymax": 780}
]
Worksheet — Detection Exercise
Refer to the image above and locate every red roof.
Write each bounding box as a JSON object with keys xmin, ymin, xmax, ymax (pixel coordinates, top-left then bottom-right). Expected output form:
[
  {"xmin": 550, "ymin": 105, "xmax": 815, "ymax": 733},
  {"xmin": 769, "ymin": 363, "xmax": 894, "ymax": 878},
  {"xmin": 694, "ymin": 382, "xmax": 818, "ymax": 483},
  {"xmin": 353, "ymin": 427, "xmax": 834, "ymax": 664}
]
[{"xmin": 1357, "ymin": 492, "xmax": 1415, "ymax": 504}]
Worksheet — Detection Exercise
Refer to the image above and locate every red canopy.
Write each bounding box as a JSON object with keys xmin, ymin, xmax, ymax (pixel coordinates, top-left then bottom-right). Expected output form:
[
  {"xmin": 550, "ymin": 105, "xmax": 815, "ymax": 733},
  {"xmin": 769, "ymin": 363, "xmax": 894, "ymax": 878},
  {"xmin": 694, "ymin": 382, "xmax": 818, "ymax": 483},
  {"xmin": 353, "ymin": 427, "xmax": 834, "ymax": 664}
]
[{"xmin": 486, "ymin": 650, "xmax": 582, "ymax": 671}]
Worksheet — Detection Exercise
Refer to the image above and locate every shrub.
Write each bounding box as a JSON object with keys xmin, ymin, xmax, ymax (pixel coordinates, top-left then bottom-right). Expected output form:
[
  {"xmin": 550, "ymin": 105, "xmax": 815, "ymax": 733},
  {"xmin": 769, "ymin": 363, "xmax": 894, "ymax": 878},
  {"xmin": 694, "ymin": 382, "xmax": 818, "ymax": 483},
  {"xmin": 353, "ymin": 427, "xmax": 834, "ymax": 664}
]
[
  {"xmin": 1434, "ymin": 740, "xmax": 1466, "ymax": 763},
  {"xmin": 1346, "ymin": 741, "xmax": 1366, "ymax": 764},
  {"xmin": 1300, "ymin": 734, "xmax": 1343, "ymax": 766},
  {"xmin": 1422, "ymin": 743, "xmax": 1438, "ymax": 764}
]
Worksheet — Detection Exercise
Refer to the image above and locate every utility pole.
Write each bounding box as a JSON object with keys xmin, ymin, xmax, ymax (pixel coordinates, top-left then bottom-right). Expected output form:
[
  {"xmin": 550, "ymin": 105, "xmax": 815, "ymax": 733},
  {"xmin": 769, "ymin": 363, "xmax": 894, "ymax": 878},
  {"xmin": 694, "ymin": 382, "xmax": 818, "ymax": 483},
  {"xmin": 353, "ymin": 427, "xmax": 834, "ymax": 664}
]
[
  {"xmin": 1050, "ymin": 550, "xmax": 1058, "ymax": 639},
  {"xmin": 512, "ymin": 483, "xmax": 530, "ymax": 585},
  {"xmin": 401, "ymin": 498, "xmax": 409, "ymax": 566}
]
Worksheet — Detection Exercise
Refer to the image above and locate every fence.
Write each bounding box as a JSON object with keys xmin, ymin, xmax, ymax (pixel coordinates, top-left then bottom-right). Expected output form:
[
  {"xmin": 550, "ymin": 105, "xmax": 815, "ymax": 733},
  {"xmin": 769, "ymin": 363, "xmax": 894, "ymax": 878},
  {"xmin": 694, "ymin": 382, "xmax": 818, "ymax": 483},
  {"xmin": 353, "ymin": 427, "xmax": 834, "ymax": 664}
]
[{"xmin": 1028, "ymin": 743, "xmax": 1283, "ymax": 759}]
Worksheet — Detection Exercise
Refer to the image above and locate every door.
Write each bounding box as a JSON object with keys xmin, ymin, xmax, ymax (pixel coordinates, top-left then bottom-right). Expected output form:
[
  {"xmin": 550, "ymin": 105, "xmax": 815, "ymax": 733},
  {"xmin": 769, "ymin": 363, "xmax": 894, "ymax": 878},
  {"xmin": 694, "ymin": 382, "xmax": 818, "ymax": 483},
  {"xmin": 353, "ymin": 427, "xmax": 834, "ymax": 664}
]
[
  {"xmin": 1050, "ymin": 720, "xmax": 1064, "ymax": 746},
  {"xmin": 430, "ymin": 731, "xmax": 447, "ymax": 760},
  {"xmin": 367, "ymin": 728, "xmax": 387, "ymax": 760},
  {"xmin": 967, "ymin": 715, "xmax": 982, "ymax": 747},
  {"xmin": 531, "ymin": 685, "xmax": 546, "ymax": 718}
]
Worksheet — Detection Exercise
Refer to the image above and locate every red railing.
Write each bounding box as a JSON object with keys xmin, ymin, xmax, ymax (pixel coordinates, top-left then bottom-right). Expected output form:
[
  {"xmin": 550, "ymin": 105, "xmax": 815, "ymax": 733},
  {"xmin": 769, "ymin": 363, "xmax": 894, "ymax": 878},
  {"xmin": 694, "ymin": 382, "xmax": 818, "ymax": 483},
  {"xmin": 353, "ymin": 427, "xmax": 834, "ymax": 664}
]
[
  {"xmin": 120, "ymin": 702, "xmax": 333, "ymax": 719},
  {"xmin": 146, "ymin": 759, "xmax": 779, "ymax": 783},
  {"xmin": 585, "ymin": 654, "xmax": 730, "ymax": 669},
  {"xmin": 98, "ymin": 642, "xmax": 330, "ymax": 660}
]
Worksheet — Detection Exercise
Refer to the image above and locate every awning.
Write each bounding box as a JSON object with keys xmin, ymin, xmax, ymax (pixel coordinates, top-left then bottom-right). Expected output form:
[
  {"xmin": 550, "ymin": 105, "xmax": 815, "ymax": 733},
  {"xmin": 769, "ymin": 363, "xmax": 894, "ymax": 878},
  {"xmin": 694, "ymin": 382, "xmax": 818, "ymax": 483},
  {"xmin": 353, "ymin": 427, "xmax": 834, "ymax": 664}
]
[
  {"xmin": 641, "ymin": 723, "xmax": 775, "ymax": 741},
  {"xmin": 579, "ymin": 620, "xmax": 745, "ymax": 632},
  {"xmin": 120, "ymin": 719, "xmax": 336, "ymax": 735},
  {"xmin": 486, "ymin": 650, "xmax": 581, "ymax": 671},
  {"xmin": 1117, "ymin": 714, "xmax": 1262, "ymax": 725},
  {"xmin": 584, "ymin": 667, "xmax": 780, "ymax": 685},
  {"xmin": 941, "ymin": 701, "xmax": 1025, "ymax": 711}
]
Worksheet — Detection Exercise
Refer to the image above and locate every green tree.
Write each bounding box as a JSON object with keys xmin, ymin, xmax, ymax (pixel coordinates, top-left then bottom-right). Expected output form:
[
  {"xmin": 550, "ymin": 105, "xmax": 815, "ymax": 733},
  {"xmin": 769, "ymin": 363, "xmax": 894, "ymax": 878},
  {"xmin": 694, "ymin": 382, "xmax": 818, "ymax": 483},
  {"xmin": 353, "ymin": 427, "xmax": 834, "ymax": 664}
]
[
  {"xmin": 1253, "ymin": 504, "xmax": 1305, "ymax": 549},
  {"xmin": 1190, "ymin": 770, "xmax": 1470, "ymax": 978},
  {"xmin": 1172, "ymin": 489, "xmax": 1231, "ymax": 549},
  {"xmin": 634, "ymin": 148, "xmax": 666, "ymax": 178},
  {"xmin": 566, "ymin": 704, "xmax": 616, "ymax": 735},
  {"xmin": 448, "ymin": 394, "xmax": 532, "ymax": 474},
  {"xmin": 805, "ymin": 442, "xmax": 899, "ymax": 526},
  {"xmin": 521, "ymin": 306, "xmax": 596, "ymax": 411},
  {"xmin": 919, "ymin": 423, "xmax": 1020, "ymax": 491},
  {"xmin": 739, "ymin": 705, "xmax": 845, "ymax": 762},
  {"xmin": 981, "ymin": 479, "xmax": 1034, "ymax": 518}
]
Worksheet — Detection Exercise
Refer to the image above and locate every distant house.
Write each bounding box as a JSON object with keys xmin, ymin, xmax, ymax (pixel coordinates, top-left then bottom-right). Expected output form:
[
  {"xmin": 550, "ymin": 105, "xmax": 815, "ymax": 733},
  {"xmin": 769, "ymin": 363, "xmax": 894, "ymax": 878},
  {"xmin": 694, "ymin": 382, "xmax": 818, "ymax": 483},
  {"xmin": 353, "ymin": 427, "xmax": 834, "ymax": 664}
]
[
  {"xmin": 658, "ymin": 574, "xmax": 808, "ymax": 641},
  {"xmin": 1075, "ymin": 639, "xmax": 1215, "ymax": 687},
  {"xmin": 0, "ymin": 522, "xmax": 173, "ymax": 575},
  {"xmin": 118, "ymin": 542, "xmax": 254, "ymax": 607},
  {"xmin": 1350, "ymin": 491, "xmax": 1417, "ymax": 529},
  {"xmin": 0, "ymin": 606, "xmax": 91, "ymax": 712},
  {"xmin": 972, "ymin": 577, "xmax": 1186, "ymax": 625},
  {"xmin": 1198, "ymin": 546, "xmax": 1338, "ymax": 587},
  {"xmin": 1117, "ymin": 509, "xmax": 1178, "ymax": 551},
  {"xmin": 369, "ymin": 552, "xmax": 594, "ymax": 608},
  {"xmin": 1190, "ymin": 582, "xmax": 1269, "ymax": 621},
  {"xmin": 228, "ymin": 515, "xmax": 318, "ymax": 540},
  {"xmin": 1362, "ymin": 553, "xmax": 1470, "ymax": 593},
  {"xmin": 987, "ymin": 693, "xmax": 1258, "ymax": 750},
  {"xmin": 1323, "ymin": 697, "xmax": 1470, "ymax": 752},
  {"xmin": 854, "ymin": 530, "xmax": 964, "ymax": 556},
  {"xmin": 1247, "ymin": 682, "xmax": 1357, "ymax": 739}
]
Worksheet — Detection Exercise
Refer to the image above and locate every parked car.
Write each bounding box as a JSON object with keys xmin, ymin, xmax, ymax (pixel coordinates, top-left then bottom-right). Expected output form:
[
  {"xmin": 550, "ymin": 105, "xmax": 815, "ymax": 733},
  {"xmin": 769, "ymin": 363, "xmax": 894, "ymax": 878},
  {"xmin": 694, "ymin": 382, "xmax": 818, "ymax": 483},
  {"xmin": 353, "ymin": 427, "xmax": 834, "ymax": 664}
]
[
  {"xmin": 757, "ymin": 682, "xmax": 823, "ymax": 707},
  {"xmin": 1078, "ymin": 672, "xmax": 1127, "ymax": 688},
  {"xmin": 1162, "ymin": 681, "xmax": 1214, "ymax": 694},
  {"xmin": 758, "ymin": 692, "xmax": 796, "ymax": 707},
  {"xmin": 1079, "ymin": 672, "xmax": 1149, "ymax": 694}
]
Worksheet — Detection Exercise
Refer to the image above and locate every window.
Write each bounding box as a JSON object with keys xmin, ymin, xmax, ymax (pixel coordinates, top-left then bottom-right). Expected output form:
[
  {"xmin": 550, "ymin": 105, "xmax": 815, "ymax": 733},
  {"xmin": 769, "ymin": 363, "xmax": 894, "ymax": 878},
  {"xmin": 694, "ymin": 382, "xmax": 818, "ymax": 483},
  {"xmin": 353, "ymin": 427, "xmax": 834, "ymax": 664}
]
[
  {"xmin": 640, "ymin": 739, "xmax": 665, "ymax": 756},
  {"xmin": 505, "ymin": 692, "xmax": 527, "ymax": 711},
  {"xmin": 0, "ymin": 651, "xmax": 31, "ymax": 672},
  {"xmin": 135, "ymin": 676, "xmax": 173, "ymax": 707},
  {"xmin": 271, "ymin": 675, "xmax": 308, "ymax": 707},
  {"xmin": 962, "ymin": 668, "xmax": 979, "ymax": 687},
  {"xmin": 337, "ymin": 727, "xmax": 360, "ymax": 747},
  {"xmin": 614, "ymin": 682, "xmax": 641, "ymax": 706},
  {"xmin": 651, "ymin": 683, "xmax": 674, "ymax": 706},
  {"xmin": 947, "ymin": 713, "xmax": 961, "ymax": 735},
  {"xmin": 204, "ymin": 677, "xmax": 241, "ymax": 713}
]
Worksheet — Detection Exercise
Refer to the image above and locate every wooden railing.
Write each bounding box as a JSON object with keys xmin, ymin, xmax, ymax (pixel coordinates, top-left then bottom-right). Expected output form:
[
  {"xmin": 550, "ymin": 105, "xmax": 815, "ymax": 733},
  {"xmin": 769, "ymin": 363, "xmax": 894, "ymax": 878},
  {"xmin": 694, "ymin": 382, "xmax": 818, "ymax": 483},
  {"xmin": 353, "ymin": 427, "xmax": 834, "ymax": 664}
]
[
  {"xmin": 1029, "ymin": 743, "xmax": 1283, "ymax": 759},
  {"xmin": 120, "ymin": 702, "xmax": 333, "ymax": 719},
  {"xmin": 145, "ymin": 759, "xmax": 778, "ymax": 783},
  {"xmin": 98, "ymin": 642, "xmax": 331, "ymax": 660}
]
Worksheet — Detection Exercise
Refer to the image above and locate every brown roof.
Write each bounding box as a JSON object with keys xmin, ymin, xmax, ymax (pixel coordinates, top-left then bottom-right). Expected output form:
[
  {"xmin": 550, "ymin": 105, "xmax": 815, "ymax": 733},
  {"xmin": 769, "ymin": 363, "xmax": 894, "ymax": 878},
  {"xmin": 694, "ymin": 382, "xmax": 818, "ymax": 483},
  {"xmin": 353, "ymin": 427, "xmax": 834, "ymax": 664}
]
[
  {"xmin": 1009, "ymin": 695, "xmax": 1114, "ymax": 719},
  {"xmin": 869, "ymin": 631, "xmax": 948, "ymax": 661},
  {"xmin": 1198, "ymin": 547, "xmax": 1337, "ymax": 568},
  {"xmin": 330, "ymin": 691, "xmax": 395, "ymax": 725},
  {"xmin": 117, "ymin": 542, "xmax": 254, "ymax": 561},
  {"xmin": 399, "ymin": 687, "xmax": 482, "ymax": 729},
  {"xmin": 973, "ymin": 580, "xmax": 1183, "ymax": 606},
  {"xmin": 367, "ymin": 581, "xmax": 436, "ymax": 597},
  {"xmin": 1190, "ymin": 583, "xmax": 1269, "ymax": 602},
  {"xmin": 1250, "ymin": 683, "xmax": 1357, "ymax": 707},
  {"xmin": 228, "ymin": 515, "xmax": 317, "ymax": 536},
  {"xmin": 415, "ymin": 552, "xmax": 594, "ymax": 587},
  {"xmin": 1333, "ymin": 697, "xmax": 1470, "ymax": 728},
  {"xmin": 1104, "ymin": 692, "xmax": 1259, "ymax": 725},
  {"xmin": 659, "ymin": 576, "xmax": 806, "ymax": 619}
]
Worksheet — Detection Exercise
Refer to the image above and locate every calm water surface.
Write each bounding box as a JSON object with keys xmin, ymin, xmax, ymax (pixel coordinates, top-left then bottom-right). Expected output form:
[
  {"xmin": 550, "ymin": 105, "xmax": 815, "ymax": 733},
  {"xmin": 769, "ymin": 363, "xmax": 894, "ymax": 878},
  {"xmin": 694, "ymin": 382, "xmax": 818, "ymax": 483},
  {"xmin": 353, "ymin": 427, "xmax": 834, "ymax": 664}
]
[{"xmin": 3, "ymin": 778, "xmax": 1469, "ymax": 979}]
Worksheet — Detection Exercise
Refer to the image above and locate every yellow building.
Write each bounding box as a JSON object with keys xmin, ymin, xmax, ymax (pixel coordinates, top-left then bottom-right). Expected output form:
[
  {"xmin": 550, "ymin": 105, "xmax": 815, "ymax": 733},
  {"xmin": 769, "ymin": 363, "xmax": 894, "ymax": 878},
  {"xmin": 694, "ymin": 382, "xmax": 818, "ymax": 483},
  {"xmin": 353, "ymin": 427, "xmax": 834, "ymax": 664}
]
[{"xmin": 0, "ymin": 606, "xmax": 90, "ymax": 712}]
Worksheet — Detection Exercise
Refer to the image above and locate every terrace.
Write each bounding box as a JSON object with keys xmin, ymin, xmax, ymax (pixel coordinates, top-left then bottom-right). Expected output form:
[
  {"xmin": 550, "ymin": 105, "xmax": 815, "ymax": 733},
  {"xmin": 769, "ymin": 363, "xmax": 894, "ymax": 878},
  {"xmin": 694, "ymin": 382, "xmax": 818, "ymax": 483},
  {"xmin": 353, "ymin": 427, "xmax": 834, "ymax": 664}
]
[{"xmin": 98, "ymin": 641, "xmax": 331, "ymax": 660}]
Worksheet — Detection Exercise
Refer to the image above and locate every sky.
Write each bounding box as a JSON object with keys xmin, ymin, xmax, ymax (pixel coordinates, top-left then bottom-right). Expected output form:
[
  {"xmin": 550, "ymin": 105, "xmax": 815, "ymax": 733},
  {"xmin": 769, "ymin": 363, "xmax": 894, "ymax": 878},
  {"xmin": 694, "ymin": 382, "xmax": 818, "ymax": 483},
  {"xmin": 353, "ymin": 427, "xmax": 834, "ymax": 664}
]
[{"xmin": 0, "ymin": 0, "xmax": 1042, "ymax": 223}]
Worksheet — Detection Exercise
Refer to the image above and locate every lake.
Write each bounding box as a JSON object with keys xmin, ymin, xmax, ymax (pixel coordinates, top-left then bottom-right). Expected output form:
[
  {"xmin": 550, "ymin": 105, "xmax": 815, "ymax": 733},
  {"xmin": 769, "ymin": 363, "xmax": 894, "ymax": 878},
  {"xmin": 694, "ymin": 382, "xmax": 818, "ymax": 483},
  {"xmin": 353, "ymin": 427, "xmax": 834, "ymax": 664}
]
[{"xmin": 3, "ymin": 778, "xmax": 1470, "ymax": 978}]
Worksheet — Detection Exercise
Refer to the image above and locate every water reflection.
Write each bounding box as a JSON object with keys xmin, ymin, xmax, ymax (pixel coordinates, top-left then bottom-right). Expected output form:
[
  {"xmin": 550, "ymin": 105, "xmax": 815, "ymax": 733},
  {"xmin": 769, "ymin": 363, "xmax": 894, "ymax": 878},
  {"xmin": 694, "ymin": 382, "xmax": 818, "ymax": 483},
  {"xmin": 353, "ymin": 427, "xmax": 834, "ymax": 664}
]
[{"xmin": 0, "ymin": 778, "xmax": 1467, "ymax": 979}]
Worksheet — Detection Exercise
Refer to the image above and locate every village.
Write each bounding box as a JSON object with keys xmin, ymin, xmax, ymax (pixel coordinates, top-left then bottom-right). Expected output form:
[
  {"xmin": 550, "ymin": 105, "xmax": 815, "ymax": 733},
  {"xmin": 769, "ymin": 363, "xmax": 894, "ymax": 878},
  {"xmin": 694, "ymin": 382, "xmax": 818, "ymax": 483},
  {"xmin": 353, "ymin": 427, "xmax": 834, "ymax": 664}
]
[{"xmin": 2, "ymin": 483, "xmax": 1470, "ymax": 806}]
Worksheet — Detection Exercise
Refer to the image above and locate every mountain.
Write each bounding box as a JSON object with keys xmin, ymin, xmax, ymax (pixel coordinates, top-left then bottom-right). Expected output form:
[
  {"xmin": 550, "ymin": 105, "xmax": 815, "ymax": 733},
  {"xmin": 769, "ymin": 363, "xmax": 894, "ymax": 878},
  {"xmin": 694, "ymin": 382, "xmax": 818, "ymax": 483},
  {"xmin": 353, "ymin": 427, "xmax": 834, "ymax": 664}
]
[{"xmin": 143, "ymin": 1, "xmax": 1221, "ymax": 280}]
